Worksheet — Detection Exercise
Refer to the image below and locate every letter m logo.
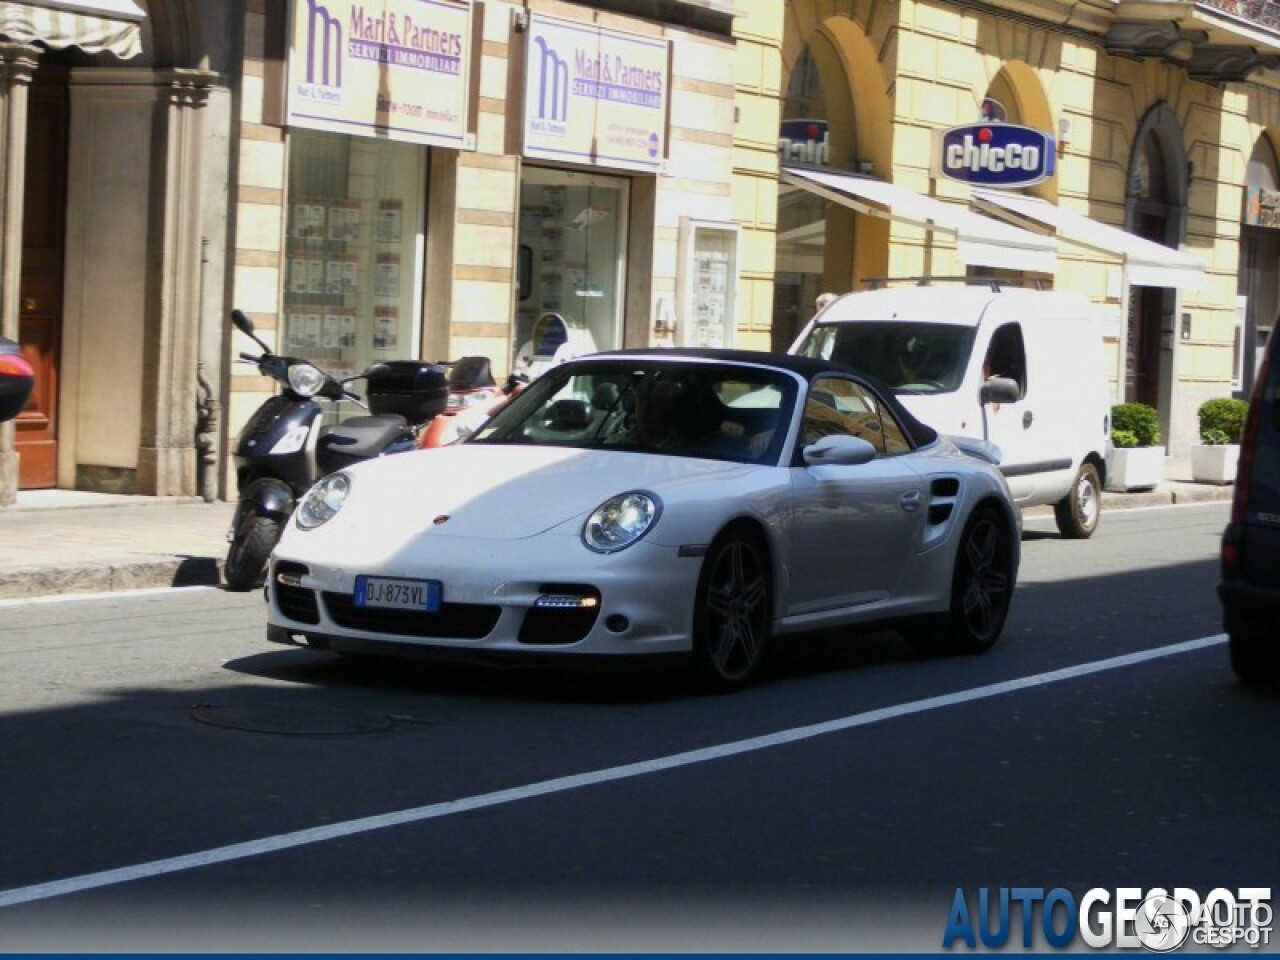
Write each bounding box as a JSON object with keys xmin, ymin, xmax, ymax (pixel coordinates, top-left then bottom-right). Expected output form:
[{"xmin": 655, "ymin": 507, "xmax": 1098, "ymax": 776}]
[
  {"xmin": 532, "ymin": 36, "xmax": 568, "ymax": 122},
  {"xmin": 305, "ymin": 0, "xmax": 342, "ymax": 88}
]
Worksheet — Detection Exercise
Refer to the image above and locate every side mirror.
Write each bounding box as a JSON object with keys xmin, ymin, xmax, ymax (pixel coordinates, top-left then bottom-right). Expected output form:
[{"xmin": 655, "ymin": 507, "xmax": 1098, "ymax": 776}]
[
  {"xmin": 803, "ymin": 434, "xmax": 877, "ymax": 466},
  {"xmin": 231, "ymin": 309, "xmax": 254, "ymax": 336},
  {"xmin": 980, "ymin": 376, "xmax": 1020, "ymax": 405}
]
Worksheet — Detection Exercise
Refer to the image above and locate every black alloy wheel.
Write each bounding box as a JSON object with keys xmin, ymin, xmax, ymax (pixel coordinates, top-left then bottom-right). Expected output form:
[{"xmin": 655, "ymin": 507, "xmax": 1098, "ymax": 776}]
[
  {"xmin": 692, "ymin": 529, "xmax": 772, "ymax": 691},
  {"xmin": 948, "ymin": 505, "xmax": 1014, "ymax": 654}
]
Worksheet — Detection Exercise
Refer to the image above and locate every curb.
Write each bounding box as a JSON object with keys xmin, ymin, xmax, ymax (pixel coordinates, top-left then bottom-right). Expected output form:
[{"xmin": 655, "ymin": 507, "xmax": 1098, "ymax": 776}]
[{"xmin": 0, "ymin": 556, "xmax": 225, "ymax": 600}]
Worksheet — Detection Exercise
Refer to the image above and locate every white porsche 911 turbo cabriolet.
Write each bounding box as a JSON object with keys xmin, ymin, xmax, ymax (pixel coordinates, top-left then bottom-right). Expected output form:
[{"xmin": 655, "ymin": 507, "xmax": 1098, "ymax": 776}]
[{"xmin": 265, "ymin": 349, "xmax": 1020, "ymax": 689}]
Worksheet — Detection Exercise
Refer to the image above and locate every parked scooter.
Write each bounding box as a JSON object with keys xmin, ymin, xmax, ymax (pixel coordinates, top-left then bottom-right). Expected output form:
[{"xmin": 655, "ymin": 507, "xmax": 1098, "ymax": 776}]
[
  {"xmin": 419, "ymin": 356, "xmax": 525, "ymax": 448},
  {"xmin": 224, "ymin": 309, "xmax": 447, "ymax": 590}
]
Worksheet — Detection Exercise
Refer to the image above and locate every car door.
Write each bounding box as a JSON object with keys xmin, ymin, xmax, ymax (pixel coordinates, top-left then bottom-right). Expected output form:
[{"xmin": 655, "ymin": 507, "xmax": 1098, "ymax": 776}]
[{"xmin": 786, "ymin": 375, "xmax": 925, "ymax": 616}]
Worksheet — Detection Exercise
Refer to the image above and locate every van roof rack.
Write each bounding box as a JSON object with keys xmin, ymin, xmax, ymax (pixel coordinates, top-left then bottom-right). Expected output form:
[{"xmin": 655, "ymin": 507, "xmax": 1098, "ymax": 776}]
[{"xmin": 860, "ymin": 276, "xmax": 1049, "ymax": 291}]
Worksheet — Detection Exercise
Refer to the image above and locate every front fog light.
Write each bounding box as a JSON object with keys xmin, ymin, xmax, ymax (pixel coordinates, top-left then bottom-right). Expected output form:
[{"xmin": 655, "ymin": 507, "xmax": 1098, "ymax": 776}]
[
  {"xmin": 297, "ymin": 472, "xmax": 351, "ymax": 529},
  {"xmin": 583, "ymin": 491, "xmax": 660, "ymax": 553}
]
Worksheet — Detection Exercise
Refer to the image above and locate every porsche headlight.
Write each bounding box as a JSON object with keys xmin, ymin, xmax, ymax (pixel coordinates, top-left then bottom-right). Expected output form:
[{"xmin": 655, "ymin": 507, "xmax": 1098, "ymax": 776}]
[
  {"xmin": 297, "ymin": 472, "xmax": 351, "ymax": 530},
  {"xmin": 583, "ymin": 491, "xmax": 660, "ymax": 554},
  {"xmin": 287, "ymin": 363, "xmax": 327, "ymax": 397}
]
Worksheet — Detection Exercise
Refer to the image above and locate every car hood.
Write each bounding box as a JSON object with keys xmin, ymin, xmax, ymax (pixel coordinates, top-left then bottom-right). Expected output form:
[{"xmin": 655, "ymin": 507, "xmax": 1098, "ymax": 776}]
[{"xmin": 304, "ymin": 443, "xmax": 753, "ymax": 542}]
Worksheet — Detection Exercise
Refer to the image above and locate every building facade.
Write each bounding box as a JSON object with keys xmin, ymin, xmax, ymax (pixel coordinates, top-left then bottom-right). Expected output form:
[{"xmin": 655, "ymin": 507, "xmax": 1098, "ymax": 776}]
[{"xmin": 749, "ymin": 0, "xmax": 1280, "ymax": 457}]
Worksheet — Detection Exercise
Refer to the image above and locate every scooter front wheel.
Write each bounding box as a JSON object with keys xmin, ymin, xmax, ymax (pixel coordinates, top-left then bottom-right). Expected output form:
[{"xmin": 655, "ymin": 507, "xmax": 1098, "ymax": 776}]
[{"xmin": 224, "ymin": 509, "xmax": 282, "ymax": 592}]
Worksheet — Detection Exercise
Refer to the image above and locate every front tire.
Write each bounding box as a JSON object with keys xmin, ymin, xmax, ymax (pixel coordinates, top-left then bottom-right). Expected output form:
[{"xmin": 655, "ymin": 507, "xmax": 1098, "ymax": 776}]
[
  {"xmin": 946, "ymin": 506, "xmax": 1014, "ymax": 654},
  {"xmin": 224, "ymin": 508, "xmax": 282, "ymax": 592},
  {"xmin": 691, "ymin": 529, "xmax": 772, "ymax": 691},
  {"xmin": 1054, "ymin": 462, "xmax": 1101, "ymax": 539}
]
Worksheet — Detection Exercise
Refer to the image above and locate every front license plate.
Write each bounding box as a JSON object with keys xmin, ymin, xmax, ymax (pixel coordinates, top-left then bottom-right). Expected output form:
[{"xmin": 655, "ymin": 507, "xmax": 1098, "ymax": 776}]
[{"xmin": 354, "ymin": 575, "xmax": 442, "ymax": 612}]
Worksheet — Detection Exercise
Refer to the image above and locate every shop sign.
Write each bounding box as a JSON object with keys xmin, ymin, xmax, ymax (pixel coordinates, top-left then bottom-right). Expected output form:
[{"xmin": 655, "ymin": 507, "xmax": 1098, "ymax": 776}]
[
  {"xmin": 285, "ymin": 0, "xmax": 475, "ymax": 149},
  {"xmin": 932, "ymin": 123, "xmax": 1055, "ymax": 188},
  {"xmin": 521, "ymin": 14, "xmax": 670, "ymax": 173},
  {"xmin": 1244, "ymin": 186, "xmax": 1280, "ymax": 228},
  {"xmin": 778, "ymin": 119, "xmax": 829, "ymax": 165}
]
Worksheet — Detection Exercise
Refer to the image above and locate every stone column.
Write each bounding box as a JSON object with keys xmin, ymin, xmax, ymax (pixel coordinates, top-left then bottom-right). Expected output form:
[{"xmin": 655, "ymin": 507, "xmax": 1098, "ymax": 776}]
[
  {"xmin": 0, "ymin": 43, "xmax": 38, "ymax": 507},
  {"xmin": 135, "ymin": 68, "xmax": 216, "ymax": 496}
]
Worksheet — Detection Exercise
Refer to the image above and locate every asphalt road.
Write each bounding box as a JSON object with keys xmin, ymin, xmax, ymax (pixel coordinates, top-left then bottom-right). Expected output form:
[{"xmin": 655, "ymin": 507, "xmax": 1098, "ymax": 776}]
[{"xmin": 0, "ymin": 500, "xmax": 1275, "ymax": 953}]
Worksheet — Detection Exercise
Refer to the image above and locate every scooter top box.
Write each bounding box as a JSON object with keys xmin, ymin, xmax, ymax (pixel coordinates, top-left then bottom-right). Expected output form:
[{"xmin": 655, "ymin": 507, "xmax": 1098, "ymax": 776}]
[{"xmin": 366, "ymin": 360, "xmax": 449, "ymax": 424}]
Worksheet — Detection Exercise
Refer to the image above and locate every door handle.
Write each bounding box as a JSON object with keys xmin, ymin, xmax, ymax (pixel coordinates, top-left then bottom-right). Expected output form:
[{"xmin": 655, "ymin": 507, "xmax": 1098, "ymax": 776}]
[
  {"xmin": 21, "ymin": 297, "xmax": 36, "ymax": 312},
  {"xmin": 1022, "ymin": 410, "xmax": 1033, "ymax": 429},
  {"xmin": 899, "ymin": 489, "xmax": 922, "ymax": 512}
]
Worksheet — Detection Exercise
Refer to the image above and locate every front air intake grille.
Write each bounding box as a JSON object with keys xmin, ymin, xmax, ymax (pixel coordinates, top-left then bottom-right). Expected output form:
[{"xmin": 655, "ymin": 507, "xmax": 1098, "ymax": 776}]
[
  {"xmin": 322, "ymin": 593, "xmax": 500, "ymax": 639},
  {"xmin": 518, "ymin": 584, "xmax": 602, "ymax": 645}
]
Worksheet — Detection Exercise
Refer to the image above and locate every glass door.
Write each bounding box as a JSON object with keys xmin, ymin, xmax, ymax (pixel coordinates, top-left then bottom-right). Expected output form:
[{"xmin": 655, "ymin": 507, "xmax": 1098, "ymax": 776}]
[{"xmin": 515, "ymin": 168, "xmax": 629, "ymax": 371}]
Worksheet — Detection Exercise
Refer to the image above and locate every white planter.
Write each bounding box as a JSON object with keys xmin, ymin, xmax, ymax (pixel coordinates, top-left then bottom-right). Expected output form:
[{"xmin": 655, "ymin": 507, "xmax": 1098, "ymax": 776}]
[
  {"xmin": 1191, "ymin": 444, "xmax": 1240, "ymax": 485},
  {"xmin": 1106, "ymin": 445, "xmax": 1166, "ymax": 491}
]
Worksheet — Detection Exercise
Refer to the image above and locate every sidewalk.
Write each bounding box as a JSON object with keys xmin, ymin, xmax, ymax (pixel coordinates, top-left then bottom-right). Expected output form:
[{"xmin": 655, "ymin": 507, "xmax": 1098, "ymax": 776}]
[{"xmin": 0, "ymin": 457, "xmax": 1235, "ymax": 601}]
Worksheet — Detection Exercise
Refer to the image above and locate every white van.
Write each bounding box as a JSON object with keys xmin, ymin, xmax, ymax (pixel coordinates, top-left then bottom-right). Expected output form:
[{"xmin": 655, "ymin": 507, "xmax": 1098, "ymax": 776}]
[{"xmin": 789, "ymin": 283, "xmax": 1111, "ymax": 538}]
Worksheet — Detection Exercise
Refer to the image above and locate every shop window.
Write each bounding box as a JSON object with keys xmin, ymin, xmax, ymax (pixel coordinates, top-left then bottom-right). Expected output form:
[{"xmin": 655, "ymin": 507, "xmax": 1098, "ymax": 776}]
[
  {"xmin": 515, "ymin": 169, "xmax": 628, "ymax": 372},
  {"xmin": 283, "ymin": 130, "xmax": 426, "ymax": 381}
]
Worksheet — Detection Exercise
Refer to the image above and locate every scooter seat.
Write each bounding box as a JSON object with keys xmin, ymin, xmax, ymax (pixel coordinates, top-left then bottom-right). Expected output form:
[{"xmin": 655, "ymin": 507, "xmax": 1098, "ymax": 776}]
[{"xmin": 318, "ymin": 414, "xmax": 409, "ymax": 460}]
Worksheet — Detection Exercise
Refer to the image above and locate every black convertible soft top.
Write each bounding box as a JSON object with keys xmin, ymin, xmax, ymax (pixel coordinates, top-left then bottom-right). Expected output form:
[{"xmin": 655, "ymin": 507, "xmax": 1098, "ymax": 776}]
[{"xmin": 577, "ymin": 347, "xmax": 940, "ymax": 450}]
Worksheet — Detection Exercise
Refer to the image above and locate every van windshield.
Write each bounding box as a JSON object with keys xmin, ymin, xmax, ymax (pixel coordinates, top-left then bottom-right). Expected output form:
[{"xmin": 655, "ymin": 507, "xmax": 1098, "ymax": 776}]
[{"xmin": 793, "ymin": 322, "xmax": 977, "ymax": 395}]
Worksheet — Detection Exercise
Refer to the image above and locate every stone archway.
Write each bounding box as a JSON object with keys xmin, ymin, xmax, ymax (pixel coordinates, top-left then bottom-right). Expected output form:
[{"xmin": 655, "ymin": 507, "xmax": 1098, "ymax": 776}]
[
  {"xmin": 983, "ymin": 60, "xmax": 1058, "ymax": 203},
  {"xmin": 773, "ymin": 11, "xmax": 894, "ymax": 349},
  {"xmin": 1124, "ymin": 103, "xmax": 1189, "ymax": 424}
]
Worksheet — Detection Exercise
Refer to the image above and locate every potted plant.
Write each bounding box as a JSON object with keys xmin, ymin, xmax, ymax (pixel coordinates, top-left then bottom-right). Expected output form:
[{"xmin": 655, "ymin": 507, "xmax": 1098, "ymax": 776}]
[
  {"xmin": 1191, "ymin": 397, "xmax": 1248, "ymax": 484},
  {"xmin": 1106, "ymin": 402, "xmax": 1165, "ymax": 491}
]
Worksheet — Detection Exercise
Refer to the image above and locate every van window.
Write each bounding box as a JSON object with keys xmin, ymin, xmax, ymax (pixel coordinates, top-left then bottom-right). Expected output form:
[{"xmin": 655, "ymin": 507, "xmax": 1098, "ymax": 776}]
[
  {"xmin": 794, "ymin": 322, "xmax": 977, "ymax": 395},
  {"xmin": 982, "ymin": 323, "xmax": 1027, "ymax": 399},
  {"xmin": 802, "ymin": 376, "xmax": 912, "ymax": 456}
]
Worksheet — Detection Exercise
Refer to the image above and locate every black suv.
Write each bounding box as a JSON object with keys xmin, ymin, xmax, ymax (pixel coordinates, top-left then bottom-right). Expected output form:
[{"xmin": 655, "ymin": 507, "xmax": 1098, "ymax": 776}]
[{"xmin": 1220, "ymin": 326, "xmax": 1280, "ymax": 685}]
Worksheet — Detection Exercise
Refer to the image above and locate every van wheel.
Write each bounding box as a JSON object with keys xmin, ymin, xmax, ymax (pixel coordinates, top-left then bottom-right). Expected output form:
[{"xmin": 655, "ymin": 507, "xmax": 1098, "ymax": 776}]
[{"xmin": 1054, "ymin": 463, "xmax": 1101, "ymax": 539}]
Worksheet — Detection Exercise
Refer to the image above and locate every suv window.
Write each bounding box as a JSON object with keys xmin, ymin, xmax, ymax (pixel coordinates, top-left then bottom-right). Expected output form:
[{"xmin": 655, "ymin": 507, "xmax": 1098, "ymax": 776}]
[
  {"xmin": 793, "ymin": 321, "xmax": 977, "ymax": 395},
  {"xmin": 1242, "ymin": 341, "xmax": 1280, "ymax": 523}
]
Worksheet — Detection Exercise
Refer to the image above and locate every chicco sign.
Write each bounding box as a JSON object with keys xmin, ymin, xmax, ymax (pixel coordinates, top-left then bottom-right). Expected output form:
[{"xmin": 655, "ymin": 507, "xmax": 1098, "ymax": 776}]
[{"xmin": 933, "ymin": 124, "xmax": 1056, "ymax": 188}]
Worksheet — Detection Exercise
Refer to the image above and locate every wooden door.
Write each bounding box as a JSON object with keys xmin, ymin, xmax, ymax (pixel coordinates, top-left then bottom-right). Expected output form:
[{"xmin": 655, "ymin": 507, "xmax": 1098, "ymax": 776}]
[{"xmin": 17, "ymin": 67, "xmax": 68, "ymax": 489}]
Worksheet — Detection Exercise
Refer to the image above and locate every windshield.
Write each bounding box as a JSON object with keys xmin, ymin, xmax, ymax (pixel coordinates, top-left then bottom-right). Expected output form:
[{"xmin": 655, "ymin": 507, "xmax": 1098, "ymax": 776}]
[
  {"xmin": 472, "ymin": 360, "xmax": 796, "ymax": 465},
  {"xmin": 793, "ymin": 321, "xmax": 977, "ymax": 394}
]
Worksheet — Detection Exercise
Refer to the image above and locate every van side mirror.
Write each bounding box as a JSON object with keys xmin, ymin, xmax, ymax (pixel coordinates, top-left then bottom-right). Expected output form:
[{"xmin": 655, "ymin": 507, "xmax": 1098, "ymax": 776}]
[{"xmin": 980, "ymin": 376, "xmax": 1020, "ymax": 405}]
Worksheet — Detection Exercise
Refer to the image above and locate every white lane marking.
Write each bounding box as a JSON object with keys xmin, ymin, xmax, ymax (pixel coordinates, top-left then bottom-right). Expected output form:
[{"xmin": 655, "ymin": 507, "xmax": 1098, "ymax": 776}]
[
  {"xmin": 0, "ymin": 585, "xmax": 223, "ymax": 609},
  {"xmin": 0, "ymin": 633, "xmax": 1227, "ymax": 908}
]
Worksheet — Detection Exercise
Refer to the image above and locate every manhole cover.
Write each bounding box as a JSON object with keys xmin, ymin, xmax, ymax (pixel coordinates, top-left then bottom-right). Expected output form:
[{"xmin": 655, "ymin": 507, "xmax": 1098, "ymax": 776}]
[{"xmin": 191, "ymin": 704, "xmax": 394, "ymax": 736}]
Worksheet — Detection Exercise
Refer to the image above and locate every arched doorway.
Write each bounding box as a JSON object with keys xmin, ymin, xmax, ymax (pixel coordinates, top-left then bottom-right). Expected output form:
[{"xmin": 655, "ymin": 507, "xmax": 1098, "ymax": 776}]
[
  {"xmin": 1238, "ymin": 136, "xmax": 1280, "ymax": 396},
  {"xmin": 1125, "ymin": 106, "xmax": 1189, "ymax": 419}
]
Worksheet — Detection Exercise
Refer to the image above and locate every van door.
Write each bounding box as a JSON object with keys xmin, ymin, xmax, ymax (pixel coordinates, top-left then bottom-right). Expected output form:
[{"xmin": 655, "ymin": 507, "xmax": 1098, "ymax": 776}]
[{"xmin": 978, "ymin": 322, "xmax": 1061, "ymax": 505}]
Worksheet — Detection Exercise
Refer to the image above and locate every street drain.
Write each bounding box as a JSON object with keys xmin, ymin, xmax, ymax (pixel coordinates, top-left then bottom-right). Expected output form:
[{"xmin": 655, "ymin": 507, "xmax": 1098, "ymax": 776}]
[{"xmin": 191, "ymin": 704, "xmax": 394, "ymax": 736}]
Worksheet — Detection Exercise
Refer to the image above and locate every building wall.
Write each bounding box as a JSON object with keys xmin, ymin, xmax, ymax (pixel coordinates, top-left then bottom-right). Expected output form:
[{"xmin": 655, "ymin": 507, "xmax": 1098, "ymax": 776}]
[
  {"xmin": 759, "ymin": 0, "xmax": 1280, "ymax": 456},
  {"xmin": 223, "ymin": 1, "xmax": 741, "ymax": 495}
]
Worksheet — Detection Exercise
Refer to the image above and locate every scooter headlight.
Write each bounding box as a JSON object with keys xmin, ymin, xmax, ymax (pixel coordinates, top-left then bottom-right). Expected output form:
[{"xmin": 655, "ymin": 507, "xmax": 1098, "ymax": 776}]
[
  {"xmin": 297, "ymin": 472, "xmax": 351, "ymax": 530},
  {"xmin": 287, "ymin": 363, "xmax": 327, "ymax": 397},
  {"xmin": 583, "ymin": 491, "xmax": 661, "ymax": 554}
]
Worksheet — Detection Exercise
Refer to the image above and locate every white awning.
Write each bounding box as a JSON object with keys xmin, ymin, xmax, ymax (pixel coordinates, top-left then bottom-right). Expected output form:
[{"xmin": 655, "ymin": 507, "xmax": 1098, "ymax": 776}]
[
  {"xmin": 971, "ymin": 187, "xmax": 1205, "ymax": 290},
  {"xmin": 781, "ymin": 165, "xmax": 1057, "ymax": 274},
  {"xmin": 0, "ymin": 0, "xmax": 144, "ymax": 59}
]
